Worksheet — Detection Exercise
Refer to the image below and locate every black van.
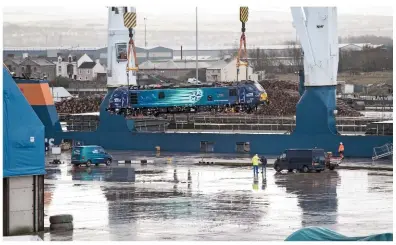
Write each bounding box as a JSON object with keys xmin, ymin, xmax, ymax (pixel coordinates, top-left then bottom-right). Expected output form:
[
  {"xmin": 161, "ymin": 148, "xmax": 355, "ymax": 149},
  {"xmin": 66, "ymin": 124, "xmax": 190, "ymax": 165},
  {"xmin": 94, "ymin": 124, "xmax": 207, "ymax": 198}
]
[{"xmin": 273, "ymin": 148, "xmax": 326, "ymax": 173}]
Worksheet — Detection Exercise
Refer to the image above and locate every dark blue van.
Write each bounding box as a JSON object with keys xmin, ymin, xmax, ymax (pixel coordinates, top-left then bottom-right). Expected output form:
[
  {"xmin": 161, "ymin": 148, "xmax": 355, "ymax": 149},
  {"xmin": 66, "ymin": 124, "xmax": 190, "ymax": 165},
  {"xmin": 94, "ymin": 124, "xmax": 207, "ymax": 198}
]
[
  {"xmin": 71, "ymin": 145, "xmax": 113, "ymax": 167},
  {"xmin": 273, "ymin": 148, "xmax": 326, "ymax": 173}
]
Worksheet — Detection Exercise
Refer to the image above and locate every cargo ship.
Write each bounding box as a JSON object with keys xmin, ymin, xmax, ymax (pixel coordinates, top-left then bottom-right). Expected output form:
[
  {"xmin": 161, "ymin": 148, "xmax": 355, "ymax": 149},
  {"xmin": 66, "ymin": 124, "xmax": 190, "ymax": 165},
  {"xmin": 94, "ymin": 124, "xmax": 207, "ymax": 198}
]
[{"xmin": 6, "ymin": 6, "xmax": 392, "ymax": 158}]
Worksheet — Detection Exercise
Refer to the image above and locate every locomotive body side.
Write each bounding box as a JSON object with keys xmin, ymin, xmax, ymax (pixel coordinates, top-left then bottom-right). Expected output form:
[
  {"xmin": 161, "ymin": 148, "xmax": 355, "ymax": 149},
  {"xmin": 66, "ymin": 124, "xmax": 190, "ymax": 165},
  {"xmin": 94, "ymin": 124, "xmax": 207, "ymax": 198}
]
[
  {"xmin": 107, "ymin": 80, "xmax": 268, "ymax": 116},
  {"xmin": 131, "ymin": 87, "xmax": 236, "ymax": 108}
]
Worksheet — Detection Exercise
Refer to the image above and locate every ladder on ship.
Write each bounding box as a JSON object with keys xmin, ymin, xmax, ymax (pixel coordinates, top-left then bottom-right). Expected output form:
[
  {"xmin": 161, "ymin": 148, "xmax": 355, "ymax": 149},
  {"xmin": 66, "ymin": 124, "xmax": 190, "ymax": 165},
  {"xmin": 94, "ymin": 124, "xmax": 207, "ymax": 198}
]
[{"xmin": 372, "ymin": 143, "xmax": 393, "ymax": 161}]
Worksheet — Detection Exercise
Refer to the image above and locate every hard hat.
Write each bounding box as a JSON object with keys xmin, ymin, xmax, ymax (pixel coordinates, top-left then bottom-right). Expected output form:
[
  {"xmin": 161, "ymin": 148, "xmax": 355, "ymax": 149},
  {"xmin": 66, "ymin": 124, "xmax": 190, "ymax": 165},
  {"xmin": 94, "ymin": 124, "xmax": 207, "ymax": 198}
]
[{"xmin": 340, "ymin": 142, "xmax": 343, "ymax": 144}]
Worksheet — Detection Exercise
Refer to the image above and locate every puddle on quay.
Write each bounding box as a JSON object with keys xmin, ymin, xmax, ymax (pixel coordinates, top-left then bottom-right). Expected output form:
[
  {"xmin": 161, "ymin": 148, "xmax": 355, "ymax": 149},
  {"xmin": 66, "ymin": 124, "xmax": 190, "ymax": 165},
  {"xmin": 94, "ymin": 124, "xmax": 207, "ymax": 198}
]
[{"xmin": 43, "ymin": 161, "xmax": 392, "ymax": 241}]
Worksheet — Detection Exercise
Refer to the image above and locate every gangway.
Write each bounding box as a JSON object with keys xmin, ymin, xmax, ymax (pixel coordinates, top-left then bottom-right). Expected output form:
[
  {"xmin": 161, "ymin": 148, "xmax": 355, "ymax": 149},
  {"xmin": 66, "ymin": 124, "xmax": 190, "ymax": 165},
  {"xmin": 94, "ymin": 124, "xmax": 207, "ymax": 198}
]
[{"xmin": 372, "ymin": 143, "xmax": 393, "ymax": 161}]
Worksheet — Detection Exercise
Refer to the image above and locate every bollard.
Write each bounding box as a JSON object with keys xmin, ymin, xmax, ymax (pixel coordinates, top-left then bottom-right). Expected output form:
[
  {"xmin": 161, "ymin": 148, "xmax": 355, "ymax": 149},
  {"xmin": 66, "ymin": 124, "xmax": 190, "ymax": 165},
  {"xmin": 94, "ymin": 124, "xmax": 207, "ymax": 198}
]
[
  {"xmin": 49, "ymin": 214, "xmax": 74, "ymax": 231},
  {"xmin": 155, "ymin": 146, "xmax": 161, "ymax": 156}
]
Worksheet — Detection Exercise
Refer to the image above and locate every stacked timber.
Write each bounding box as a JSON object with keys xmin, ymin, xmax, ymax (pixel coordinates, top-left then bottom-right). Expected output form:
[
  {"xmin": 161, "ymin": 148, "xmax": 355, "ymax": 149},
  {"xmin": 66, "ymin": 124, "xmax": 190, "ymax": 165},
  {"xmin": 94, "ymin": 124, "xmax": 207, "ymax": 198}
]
[
  {"xmin": 54, "ymin": 80, "xmax": 362, "ymax": 117},
  {"xmin": 55, "ymin": 95, "xmax": 103, "ymax": 114},
  {"xmin": 259, "ymin": 79, "xmax": 362, "ymax": 117},
  {"xmin": 337, "ymin": 100, "xmax": 363, "ymax": 117}
]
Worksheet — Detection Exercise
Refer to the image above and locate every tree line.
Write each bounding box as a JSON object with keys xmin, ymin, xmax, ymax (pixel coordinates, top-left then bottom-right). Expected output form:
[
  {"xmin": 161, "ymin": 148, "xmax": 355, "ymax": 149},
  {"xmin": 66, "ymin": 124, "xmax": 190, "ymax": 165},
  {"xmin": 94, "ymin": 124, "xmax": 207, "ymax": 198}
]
[{"xmin": 246, "ymin": 41, "xmax": 392, "ymax": 74}]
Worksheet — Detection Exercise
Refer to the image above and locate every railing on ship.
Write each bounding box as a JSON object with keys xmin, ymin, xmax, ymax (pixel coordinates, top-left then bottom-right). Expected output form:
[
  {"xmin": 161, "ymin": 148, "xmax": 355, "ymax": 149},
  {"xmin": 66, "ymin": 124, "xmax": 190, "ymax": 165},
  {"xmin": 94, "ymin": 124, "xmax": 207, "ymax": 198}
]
[{"xmin": 58, "ymin": 113, "xmax": 393, "ymax": 136}]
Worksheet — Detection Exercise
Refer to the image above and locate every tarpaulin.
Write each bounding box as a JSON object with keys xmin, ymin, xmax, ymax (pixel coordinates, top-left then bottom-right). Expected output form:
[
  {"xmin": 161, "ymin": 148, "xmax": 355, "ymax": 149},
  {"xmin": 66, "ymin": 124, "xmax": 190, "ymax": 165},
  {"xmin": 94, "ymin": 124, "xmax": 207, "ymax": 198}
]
[
  {"xmin": 285, "ymin": 227, "xmax": 393, "ymax": 241},
  {"xmin": 3, "ymin": 68, "xmax": 46, "ymax": 177}
]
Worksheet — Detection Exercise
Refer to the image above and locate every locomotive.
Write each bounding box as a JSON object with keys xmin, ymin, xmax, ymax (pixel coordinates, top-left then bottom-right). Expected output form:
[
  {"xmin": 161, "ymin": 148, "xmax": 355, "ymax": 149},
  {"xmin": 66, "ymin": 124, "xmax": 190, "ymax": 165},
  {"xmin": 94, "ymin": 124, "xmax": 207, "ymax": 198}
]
[{"xmin": 106, "ymin": 80, "xmax": 269, "ymax": 117}]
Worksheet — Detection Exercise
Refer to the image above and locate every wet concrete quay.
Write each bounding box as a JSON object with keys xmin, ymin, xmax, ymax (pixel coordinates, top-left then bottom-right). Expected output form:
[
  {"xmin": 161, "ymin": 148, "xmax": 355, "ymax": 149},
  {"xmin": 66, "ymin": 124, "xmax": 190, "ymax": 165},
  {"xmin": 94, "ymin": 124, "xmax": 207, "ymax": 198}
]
[{"xmin": 44, "ymin": 152, "xmax": 393, "ymax": 241}]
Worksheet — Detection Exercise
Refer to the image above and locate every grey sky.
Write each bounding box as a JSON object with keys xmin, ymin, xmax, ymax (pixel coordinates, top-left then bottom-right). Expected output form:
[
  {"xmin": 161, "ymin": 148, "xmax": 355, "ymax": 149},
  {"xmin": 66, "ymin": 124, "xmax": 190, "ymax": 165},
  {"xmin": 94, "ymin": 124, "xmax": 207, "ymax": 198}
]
[{"xmin": 3, "ymin": 5, "xmax": 393, "ymax": 23}]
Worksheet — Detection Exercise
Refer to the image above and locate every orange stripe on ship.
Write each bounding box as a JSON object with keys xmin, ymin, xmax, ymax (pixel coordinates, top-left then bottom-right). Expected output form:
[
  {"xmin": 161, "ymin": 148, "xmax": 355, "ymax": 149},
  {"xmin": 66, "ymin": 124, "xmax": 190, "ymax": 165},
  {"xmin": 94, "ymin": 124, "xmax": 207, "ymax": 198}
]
[{"xmin": 18, "ymin": 83, "xmax": 54, "ymax": 105}]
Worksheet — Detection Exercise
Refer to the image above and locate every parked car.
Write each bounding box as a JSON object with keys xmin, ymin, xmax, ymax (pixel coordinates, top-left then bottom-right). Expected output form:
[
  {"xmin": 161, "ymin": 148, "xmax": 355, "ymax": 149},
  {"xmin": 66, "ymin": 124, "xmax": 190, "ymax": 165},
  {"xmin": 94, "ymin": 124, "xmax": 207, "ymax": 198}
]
[
  {"xmin": 71, "ymin": 145, "xmax": 112, "ymax": 167},
  {"xmin": 273, "ymin": 148, "xmax": 326, "ymax": 173}
]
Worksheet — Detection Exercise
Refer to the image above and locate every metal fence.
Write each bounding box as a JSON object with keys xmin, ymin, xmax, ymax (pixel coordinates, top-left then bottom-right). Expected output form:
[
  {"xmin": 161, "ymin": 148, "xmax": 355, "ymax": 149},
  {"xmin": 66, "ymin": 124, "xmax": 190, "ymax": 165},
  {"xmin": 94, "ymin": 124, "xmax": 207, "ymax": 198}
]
[
  {"xmin": 59, "ymin": 114, "xmax": 392, "ymax": 135},
  {"xmin": 372, "ymin": 143, "xmax": 393, "ymax": 161}
]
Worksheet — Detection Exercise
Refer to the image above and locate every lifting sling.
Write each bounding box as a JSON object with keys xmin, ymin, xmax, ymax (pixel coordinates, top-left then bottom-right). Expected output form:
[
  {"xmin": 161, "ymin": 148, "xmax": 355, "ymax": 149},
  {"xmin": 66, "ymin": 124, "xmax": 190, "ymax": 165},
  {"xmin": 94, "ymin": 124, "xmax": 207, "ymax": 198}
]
[{"xmin": 237, "ymin": 7, "xmax": 249, "ymax": 81}]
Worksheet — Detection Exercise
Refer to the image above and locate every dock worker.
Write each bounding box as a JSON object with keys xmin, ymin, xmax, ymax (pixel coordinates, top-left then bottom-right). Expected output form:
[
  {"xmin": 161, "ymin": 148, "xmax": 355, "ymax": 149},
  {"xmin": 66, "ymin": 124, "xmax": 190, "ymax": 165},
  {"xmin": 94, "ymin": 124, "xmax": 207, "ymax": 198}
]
[
  {"xmin": 260, "ymin": 155, "xmax": 267, "ymax": 174},
  {"xmin": 252, "ymin": 154, "xmax": 260, "ymax": 177},
  {"xmin": 338, "ymin": 142, "xmax": 345, "ymax": 159}
]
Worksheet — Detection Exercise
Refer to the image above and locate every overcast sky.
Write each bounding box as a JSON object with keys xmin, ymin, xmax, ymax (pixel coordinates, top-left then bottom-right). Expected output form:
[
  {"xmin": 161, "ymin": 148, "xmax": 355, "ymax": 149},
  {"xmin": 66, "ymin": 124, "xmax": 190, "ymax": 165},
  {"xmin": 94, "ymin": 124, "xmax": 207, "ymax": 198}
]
[{"xmin": 3, "ymin": 3, "xmax": 393, "ymax": 23}]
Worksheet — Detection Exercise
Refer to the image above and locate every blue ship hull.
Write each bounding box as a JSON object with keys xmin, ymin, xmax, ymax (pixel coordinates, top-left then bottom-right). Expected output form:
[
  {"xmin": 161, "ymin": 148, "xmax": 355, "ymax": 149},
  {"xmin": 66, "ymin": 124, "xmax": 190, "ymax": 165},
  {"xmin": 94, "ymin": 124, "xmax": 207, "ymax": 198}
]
[{"xmin": 12, "ymin": 73, "xmax": 392, "ymax": 158}]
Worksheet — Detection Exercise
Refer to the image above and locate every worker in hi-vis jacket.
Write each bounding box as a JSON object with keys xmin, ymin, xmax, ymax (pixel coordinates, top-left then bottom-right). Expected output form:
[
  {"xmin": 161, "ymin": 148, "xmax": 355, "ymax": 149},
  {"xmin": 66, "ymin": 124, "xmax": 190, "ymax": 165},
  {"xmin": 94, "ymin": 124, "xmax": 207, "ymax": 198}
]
[
  {"xmin": 338, "ymin": 142, "xmax": 344, "ymax": 159},
  {"xmin": 252, "ymin": 154, "xmax": 260, "ymax": 177}
]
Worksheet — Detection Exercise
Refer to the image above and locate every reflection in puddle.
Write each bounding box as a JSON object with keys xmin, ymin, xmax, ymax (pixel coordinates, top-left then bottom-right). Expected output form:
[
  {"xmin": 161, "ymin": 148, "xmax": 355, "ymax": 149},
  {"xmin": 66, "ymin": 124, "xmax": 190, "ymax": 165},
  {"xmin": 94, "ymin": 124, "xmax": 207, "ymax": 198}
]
[{"xmin": 43, "ymin": 164, "xmax": 392, "ymax": 241}]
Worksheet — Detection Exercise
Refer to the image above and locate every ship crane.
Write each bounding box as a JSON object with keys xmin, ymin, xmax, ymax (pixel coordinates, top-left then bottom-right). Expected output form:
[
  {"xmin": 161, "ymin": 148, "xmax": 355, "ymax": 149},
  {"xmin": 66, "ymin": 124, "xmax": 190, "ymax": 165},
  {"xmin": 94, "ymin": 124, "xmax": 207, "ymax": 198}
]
[
  {"xmin": 236, "ymin": 7, "xmax": 249, "ymax": 81},
  {"xmin": 123, "ymin": 9, "xmax": 139, "ymax": 86},
  {"xmin": 107, "ymin": 7, "xmax": 138, "ymax": 88},
  {"xmin": 290, "ymin": 7, "xmax": 339, "ymax": 135}
]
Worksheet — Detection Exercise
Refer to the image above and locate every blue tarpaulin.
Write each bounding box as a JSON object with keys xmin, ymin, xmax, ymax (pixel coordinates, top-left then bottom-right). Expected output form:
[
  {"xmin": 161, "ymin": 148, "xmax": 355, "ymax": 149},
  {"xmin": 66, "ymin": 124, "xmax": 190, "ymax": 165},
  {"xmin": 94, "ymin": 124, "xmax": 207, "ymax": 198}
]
[
  {"xmin": 3, "ymin": 68, "xmax": 46, "ymax": 177},
  {"xmin": 285, "ymin": 227, "xmax": 393, "ymax": 241}
]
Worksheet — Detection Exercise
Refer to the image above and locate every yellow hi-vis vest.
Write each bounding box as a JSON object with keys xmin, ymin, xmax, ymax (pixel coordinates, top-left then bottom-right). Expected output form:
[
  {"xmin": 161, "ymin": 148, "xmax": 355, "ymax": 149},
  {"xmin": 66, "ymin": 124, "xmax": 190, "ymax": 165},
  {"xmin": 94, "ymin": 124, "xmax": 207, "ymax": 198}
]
[{"xmin": 252, "ymin": 155, "xmax": 259, "ymax": 166}]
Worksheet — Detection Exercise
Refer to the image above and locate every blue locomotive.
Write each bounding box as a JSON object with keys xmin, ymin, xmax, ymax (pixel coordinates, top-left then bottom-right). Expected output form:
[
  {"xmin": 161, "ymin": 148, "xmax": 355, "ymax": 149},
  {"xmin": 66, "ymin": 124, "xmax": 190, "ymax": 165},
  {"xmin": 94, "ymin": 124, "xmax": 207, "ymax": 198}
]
[{"xmin": 107, "ymin": 80, "xmax": 269, "ymax": 116}]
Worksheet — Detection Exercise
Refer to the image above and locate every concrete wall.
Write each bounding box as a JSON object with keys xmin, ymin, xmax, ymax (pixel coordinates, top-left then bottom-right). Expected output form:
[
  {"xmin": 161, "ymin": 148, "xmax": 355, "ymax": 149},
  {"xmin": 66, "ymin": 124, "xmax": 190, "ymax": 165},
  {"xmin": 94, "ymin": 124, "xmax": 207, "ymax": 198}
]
[
  {"xmin": 3, "ymin": 60, "xmax": 22, "ymax": 76},
  {"xmin": 20, "ymin": 59, "xmax": 56, "ymax": 81},
  {"xmin": 222, "ymin": 59, "xmax": 253, "ymax": 82},
  {"xmin": 206, "ymin": 69, "xmax": 221, "ymax": 82},
  {"xmin": 56, "ymin": 54, "xmax": 93, "ymax": 79},
  {"xmin": 343, "ymin": 84, "xmax": 355, "ymax": 94},
  {"xmin": 56, "ymin": 60, "xmax": 77, "ymax": 78},
  {"xmin": 78, "ymin": 68, "xmax": 94, "ymax": 81},
  {"xmin": 140, "ymin": 69, "xmax": 192, "ymax": 80},
  {"xmin": 3, "ymin": 175, "xmax": 44, "ymax": 236},
  {"xmin": 92, "ymin": 63, "xmax": 106, "ymax": 78},
  {"xmin": 78, "ymin": 64, "xmax": 106, "ymax": 81}
]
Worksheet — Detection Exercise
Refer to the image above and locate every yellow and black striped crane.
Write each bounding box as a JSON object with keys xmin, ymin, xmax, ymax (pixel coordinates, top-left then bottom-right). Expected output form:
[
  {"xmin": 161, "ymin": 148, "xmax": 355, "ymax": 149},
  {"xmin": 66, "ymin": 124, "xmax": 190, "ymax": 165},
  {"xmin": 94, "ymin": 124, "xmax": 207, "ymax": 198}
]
[
  {"xmin": 237, "ymin": 6, "xmax": 249, "ymax": 81},
  {"xmin": 123, "ymin": 8, "xmax": 138, "ymax": 86}
]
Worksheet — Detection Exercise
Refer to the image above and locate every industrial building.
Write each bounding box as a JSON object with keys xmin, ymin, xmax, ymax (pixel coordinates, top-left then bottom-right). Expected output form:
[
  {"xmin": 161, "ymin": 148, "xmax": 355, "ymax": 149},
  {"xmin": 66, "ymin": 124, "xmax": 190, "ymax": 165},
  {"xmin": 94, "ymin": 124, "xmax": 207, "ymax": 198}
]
[
  {"xmin": 205, "ymin": 57, "xmax": 254, "ymax": 82},
  {"xmin": 4, "ymin": 42, "xmax": 382, "ymax": 68},
  {"xmin": 139, "ymin": 56, "xmax": 253, "ymax": 82},
  {"xmin": 53, "ymin": 53, "xmax": 93, "ymax": 79},
  {"xmin": 4, "ymin": 55, "xmax": 56, "ymax": 81}
]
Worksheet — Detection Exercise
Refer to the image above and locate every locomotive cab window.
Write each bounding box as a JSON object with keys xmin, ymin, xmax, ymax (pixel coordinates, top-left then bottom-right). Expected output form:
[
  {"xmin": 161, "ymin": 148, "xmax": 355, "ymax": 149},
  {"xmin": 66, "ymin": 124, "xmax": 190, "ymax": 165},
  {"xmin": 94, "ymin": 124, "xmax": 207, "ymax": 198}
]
[
  {"xmin": 229, "ymin": 88, "xmax": 237, "ymax": 96},
  {"xmin": 207, "ymin": 95, "xmax": 213, "ymax": 101},
  {"xmin": 254, "ymin": 82, "xmax": 265, "ymax": 92},
  {"xmin": 116, "ymin": 43, "xmax": 128, "ymax": 61},
  {"xmin": 158, "ymin": 92, "xmax": 165, "ymax": 99}
]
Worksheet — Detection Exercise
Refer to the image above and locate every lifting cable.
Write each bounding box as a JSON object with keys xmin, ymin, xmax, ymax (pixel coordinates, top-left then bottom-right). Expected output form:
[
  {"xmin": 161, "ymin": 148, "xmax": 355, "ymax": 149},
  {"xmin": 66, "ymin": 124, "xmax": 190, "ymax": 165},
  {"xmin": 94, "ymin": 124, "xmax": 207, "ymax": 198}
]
[
  {"xmin": 126, "ymin": 33, "xmax": 138, "ymax": 73},
  {"xmin": 237, "ymin": 7, "xmax": 249, "ymax": 81},
  {"xmin": 123, "ymin": 9, "xmax": 139, "ymax": 87}
]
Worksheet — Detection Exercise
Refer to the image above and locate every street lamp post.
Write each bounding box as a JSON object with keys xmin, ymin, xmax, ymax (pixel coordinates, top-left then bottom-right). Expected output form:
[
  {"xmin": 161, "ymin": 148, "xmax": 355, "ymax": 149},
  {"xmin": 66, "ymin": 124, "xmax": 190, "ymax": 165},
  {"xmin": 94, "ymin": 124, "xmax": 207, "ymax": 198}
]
[{"xmin": 144, "ymin": 17, "xmax": 147, "ymax": 48}]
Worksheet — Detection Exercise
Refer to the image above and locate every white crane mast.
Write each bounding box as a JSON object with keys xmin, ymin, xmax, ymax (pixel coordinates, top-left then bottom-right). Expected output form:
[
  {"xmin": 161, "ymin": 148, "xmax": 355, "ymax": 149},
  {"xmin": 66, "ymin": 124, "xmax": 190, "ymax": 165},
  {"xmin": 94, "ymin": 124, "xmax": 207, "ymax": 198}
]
[
  {"xmin": 107, "ymin": 6, "xmax": 137, "ymax": 88},
  {"xmin": 291, "ymin": 7, "xmax": 338, "ymax": 87}
]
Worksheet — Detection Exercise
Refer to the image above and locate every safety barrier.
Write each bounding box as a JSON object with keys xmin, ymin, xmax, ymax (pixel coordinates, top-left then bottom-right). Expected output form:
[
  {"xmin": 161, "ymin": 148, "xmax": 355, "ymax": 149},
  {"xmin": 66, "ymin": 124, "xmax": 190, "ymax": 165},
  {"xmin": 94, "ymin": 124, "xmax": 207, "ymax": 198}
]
[
  {"xmin": 372, "ymin": 143, "xmax": 393, "ymax": 161},
  {"xmin": 117, "ymin": 160, "xmax": 154, "ymax": 165}
]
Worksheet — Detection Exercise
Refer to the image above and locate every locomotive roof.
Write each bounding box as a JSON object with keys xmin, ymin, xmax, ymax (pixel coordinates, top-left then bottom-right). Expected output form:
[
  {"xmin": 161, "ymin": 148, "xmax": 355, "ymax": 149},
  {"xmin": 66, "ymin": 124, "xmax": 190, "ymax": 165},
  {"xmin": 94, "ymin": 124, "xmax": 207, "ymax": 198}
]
[{"xmin": 121, "ymin": 80, "xmax": 258, "ymax": 91}]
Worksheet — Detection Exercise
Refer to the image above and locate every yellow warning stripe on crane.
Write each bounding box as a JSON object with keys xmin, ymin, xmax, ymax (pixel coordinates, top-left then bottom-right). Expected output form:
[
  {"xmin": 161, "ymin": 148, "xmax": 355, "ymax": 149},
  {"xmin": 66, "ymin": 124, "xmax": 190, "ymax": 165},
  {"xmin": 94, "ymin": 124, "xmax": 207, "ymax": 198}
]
[
  {"xmin": 123, "ymin": 12, "xmax": 137, "ymax": 28},
  {"xmin": 240, "ymin": 7, "xmax": 249, "ymax": 23}
]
